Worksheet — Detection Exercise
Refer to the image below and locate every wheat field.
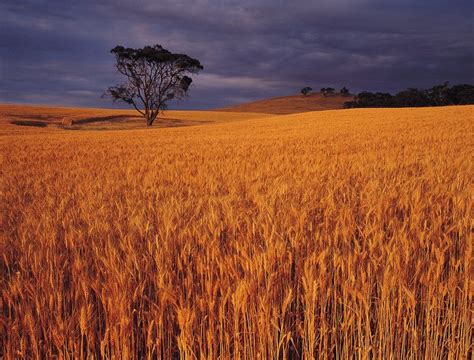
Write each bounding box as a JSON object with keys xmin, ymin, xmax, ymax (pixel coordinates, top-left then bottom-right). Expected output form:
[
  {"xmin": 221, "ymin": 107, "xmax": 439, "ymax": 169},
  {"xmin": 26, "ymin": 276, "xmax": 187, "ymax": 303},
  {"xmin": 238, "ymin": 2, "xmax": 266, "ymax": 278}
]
[{"xmin": 0, "ymin": 106, "xmax": 473, "ymax": 359}]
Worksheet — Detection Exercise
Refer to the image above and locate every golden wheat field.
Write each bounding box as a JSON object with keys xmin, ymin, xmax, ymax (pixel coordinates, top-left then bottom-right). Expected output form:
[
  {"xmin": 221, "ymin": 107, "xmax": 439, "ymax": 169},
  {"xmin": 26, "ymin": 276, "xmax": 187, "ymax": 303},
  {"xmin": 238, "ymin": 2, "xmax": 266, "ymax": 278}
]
[{"xmin": 0, "ymin": 105, "xmax": 473, "ymax": 359}]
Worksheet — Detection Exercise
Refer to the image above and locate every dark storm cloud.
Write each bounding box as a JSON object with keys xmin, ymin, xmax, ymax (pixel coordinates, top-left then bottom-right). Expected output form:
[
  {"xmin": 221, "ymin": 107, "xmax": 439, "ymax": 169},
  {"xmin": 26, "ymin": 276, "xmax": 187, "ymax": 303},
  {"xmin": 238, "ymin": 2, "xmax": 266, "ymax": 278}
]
[{"xmin": 1, "ymin": 0, "xmax": 473, "ymax": 108}]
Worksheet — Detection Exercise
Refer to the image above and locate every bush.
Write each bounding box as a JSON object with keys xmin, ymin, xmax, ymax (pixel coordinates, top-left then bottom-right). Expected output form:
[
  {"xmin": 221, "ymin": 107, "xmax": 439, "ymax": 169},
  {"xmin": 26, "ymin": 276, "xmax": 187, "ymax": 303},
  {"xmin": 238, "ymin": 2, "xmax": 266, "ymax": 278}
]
[{"xmin": 301, "ymin": 87, "xmax": 312, "ymax": 96}]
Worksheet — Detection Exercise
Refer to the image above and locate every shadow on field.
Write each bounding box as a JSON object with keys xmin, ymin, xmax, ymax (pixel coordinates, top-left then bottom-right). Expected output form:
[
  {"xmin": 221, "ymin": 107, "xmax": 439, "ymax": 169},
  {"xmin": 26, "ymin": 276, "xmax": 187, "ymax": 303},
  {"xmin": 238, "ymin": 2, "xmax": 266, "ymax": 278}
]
[
  {"xmin": 61, "ymin": 116, "xmax": 211, "ymax": 130},
  {"xmin": 73, "ymin": 115, "xmax": 142, "ymax": 124},
  {"xmin": 10, "ymin": 120, "xmax": 48, "ymax": 127},
  {"xmin": 9, "ymin": 114, "xmax": 52, "ymax": 121}
]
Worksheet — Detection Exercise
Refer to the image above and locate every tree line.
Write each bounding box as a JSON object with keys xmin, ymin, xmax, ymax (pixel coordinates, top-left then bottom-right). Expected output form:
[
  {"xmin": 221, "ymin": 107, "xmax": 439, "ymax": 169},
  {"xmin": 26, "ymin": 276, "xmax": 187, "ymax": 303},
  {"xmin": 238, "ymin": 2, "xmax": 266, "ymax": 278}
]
[{"xmin": 344, "ymin": 83, "xmax": 474, "ymax": 108}]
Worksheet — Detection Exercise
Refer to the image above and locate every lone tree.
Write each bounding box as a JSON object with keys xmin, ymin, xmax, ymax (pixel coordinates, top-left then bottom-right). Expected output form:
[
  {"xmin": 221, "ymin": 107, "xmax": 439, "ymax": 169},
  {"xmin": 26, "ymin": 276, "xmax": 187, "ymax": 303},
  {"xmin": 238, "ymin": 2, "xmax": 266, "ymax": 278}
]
[
  {"xmin": 301, "ymin": 87, "xmax": 312, "ymax": 96},
  {"xmin": 105, "ymin": 44, "xmax": 203, "ymax": 126}
]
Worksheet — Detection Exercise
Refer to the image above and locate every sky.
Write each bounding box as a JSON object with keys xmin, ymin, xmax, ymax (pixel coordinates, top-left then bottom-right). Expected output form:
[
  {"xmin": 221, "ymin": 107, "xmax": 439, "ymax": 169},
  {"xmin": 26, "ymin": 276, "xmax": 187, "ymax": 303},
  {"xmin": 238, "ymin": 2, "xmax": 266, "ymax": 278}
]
[{"xmin": 1, "ymin": 0, "xmax": 473, "ymax": 109}]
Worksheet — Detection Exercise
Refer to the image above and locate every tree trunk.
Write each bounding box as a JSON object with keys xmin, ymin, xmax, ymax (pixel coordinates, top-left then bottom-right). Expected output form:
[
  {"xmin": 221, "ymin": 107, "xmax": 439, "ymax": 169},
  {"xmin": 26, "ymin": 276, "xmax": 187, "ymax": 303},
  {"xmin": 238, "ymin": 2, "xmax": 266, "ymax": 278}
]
[
  {"xmin": 145, "ymin": 108, "xmax": 152, "ymax": 127},
  {"xmin": 147, "ymin": 111, "xmax": 158, "ymax": 127}
]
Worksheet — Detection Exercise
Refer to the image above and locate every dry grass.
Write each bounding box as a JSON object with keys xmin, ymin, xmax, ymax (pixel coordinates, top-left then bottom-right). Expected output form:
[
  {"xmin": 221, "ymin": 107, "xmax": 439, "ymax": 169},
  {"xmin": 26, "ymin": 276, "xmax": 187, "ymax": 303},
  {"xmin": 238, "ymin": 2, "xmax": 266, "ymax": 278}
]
[
  {"xmin": 215, "ymin": 92, "xmax": 353, "ymax": 114},
  {"xmin": 0, "ymin": 105, "xmax": 473, "ymax": 359}
]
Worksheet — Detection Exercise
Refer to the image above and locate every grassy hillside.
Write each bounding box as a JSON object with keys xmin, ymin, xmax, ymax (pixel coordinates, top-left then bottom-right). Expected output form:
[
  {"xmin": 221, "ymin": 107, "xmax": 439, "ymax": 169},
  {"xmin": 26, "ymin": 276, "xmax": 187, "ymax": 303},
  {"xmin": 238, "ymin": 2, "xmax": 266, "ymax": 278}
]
[
  {"xmin": 215, "ymin": 92, "xmax": 353, "ymax": 114},
  {"xmin": 1, "ymin": 106, "xmax": 472, "ymax": 358}
]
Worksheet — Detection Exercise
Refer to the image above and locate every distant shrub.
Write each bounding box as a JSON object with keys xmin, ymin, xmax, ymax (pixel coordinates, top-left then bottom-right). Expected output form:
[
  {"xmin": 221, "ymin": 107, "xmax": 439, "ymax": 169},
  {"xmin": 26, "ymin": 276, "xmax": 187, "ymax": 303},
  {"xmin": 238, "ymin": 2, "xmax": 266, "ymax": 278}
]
[{"xmin": 301, "ymin": 87, "xmax": 312, "ymax": 96}]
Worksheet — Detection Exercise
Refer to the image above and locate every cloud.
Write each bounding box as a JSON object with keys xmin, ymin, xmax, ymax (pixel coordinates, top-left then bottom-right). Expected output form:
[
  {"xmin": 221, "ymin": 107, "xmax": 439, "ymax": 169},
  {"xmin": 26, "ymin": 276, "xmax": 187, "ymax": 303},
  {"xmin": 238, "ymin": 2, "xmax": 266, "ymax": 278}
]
[
  {"xmin": 197, "ymin": 74, "xmax": 285, "ymax": 90},
  {"xmin": 0, "ymin": 0, "xmax": 473, "ymax": 109}
]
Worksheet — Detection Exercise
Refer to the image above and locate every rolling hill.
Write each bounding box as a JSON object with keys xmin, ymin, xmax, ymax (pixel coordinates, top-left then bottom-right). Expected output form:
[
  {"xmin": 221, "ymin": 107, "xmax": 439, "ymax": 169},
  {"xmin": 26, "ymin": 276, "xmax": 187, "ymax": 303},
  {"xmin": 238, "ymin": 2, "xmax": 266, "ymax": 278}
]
[{"xmin": 215, "ymin": 92, "xmax": 353, "ymax": 114}]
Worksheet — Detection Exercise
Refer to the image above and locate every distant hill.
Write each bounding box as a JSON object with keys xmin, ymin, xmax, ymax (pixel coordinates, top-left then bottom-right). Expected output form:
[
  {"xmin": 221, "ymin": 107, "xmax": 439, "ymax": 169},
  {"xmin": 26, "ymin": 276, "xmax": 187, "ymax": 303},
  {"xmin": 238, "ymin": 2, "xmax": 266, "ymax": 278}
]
[{"xmin": 215, "ymin": 92, "xmax": 354, "ymax": 114}]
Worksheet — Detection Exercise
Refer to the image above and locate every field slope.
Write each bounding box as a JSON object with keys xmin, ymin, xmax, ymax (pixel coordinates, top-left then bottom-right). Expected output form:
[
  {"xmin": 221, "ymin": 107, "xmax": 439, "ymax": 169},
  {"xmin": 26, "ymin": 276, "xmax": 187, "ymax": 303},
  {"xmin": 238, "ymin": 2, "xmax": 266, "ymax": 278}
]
[
  {"xmin": 215, "ymin": 92, "xmax": 353, "ymax": 114},
  {"xmin": 0, "ymin": 106, "xmax": 472, "ymax": 358}
]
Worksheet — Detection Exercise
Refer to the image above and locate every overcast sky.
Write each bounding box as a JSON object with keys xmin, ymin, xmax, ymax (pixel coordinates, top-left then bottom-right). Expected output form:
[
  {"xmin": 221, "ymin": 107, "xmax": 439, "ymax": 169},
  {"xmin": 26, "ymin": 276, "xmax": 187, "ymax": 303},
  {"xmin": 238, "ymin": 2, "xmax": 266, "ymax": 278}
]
[{"xmin": 1, "ymin": 0, "xmax": 473, "ymax": 109}]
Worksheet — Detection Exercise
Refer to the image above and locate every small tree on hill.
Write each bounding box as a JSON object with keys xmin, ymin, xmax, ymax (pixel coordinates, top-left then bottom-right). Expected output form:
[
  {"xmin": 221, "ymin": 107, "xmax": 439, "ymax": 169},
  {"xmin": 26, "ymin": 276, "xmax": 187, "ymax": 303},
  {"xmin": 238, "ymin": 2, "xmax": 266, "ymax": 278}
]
[
  {"xmin": 340, "ymin": 86, "xmax": 350, "ymax": 95},
  {"xmin": 321, "ymin": 87, "xmax": 335, "ymax": 96},
  {"xmin": 301, "ymin": 87, "xmax": 312, "ymax": 96},
  {"xmin": 105, "ymin": 44, "xmax": 203, "ymax": 126}
]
